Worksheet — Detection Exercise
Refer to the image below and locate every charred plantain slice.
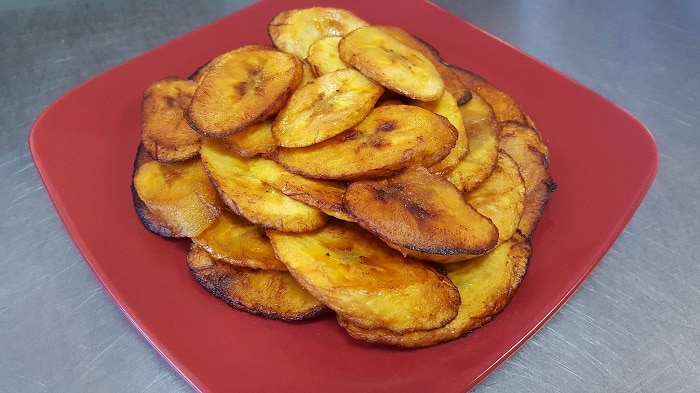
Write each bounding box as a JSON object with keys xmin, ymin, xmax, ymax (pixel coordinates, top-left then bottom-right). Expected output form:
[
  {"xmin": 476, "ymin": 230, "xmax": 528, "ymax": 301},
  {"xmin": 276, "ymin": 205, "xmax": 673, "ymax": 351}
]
[
  {"xmin": 273, "ymin": 104, "xmax": 457, "ymax": 180},
  {"xmin": 465, "ymin": 152, "xmax": 526, "ymax": 248},
  {"xmin": 200, "ymin": 137, "xmax": 327, "ymax": 232},
  {"xmin": 272, "ymin": 68, "xmax": 384, "ymax": 147},
  {"xmin": 373, "ymin": 25, "xmax": 471, "ymax": 105},
  {"xmin": 192, "ymin": 210, "xmax": 287, "ymax": 270},
  {"xmin": 344, "ymin": 166, "xmax": 499, "ymax": 263},
  {"xmin": 221, "ymin": 119, "xmax": 277, "ymax": 158},
  {"xmin": 337, "ymin": 233, "xmax": 531, "ymax": 347},
  {"xmin": 306, "ymin": 36, "xmax": 348, "ymax": 76},
  {"xmin": 499, "ymin": 130, "xmax": 556, "ymax": 238},
  {"xmin": 245, "ymin": 157, "xmax": 354, "ymax": 222},
  {"xmin": 413, "ymin": 90, "xmax": 469, "ymax": 175},
  {"xmin": 445, "ymin": 90, "xmax": 500, "ymax": 192},
  {"xmin": 339, "ymin": 26, "xmax": 445, "ymax": 102},
  {"xmin": 267, "ymin": 220, "xmax": 461, "ymax": 334},
  {"xmin": 187, "ymin": 45, "xmax": 303, "ymax": 137},
  {"xmin": 269, "ymin": 7, "xmax": 369, "ymax": 60},
  {"xmin": 132, "ymin": 150, "xmax": 221, "ymax": 238},
  {"xmin": 188, "ymin": 243, "xmax": 328, "ymax": 321},
  {"xmin": 450, "ymin": 65, "xmax": 527, "ymax": 124},
  {"xmin": 141, "ymin": 77, "xmax": 201, "ymax": 163}
]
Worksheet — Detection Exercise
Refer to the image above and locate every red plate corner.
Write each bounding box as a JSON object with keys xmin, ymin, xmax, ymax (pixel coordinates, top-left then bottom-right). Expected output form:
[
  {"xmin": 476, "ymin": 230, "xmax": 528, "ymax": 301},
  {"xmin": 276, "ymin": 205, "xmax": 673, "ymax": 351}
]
[{"xmin": 29, "ymin": 0, "xmax": 658, "ymax": 392}]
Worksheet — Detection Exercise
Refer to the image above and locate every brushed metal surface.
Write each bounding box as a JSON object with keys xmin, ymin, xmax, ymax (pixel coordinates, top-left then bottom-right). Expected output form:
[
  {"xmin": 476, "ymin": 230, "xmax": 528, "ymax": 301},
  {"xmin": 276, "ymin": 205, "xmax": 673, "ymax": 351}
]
[{"xmin": 2, "ymin": 1, "xmax": 698, "ymax": 392}]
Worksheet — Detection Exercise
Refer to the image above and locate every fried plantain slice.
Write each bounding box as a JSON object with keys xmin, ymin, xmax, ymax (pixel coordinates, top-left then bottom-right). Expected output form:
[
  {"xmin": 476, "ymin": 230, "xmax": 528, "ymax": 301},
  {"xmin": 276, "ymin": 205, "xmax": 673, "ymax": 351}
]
[
  {"xmin": 188, "ymin": 243, "xmax": 328, "ymax": 321},
  {"xmin": 200, "ymin": 137, "xmax": 327, "ymax": 232},
  {"xmin": 220, "ymin": 119, "xmax": 277, "ymax": 158},
  {"xmin": 450, "ymin": 65, "xmax": 527, "ymax": 124},
  {"xmin": 344, "ymin": 166, "xmax": 498, "ymax": 263},
  {"xmin": 245, "ymin": 157, "xmax": 354, "ymax": 222},
  {"xmin": 273, "ymin": 104, "xmax": 457, "ymax": 180},
  {"xmin": 499, "ymin": 131, "xmax": 556, "ymax": 238},
  {"xmin": 306, "ymin": 36, "xmax": 348, "ymax": 76},
  {"xmin": 269, "ymin": 7, "xmax": 369, "ymax": 60},
  {"xmin": 337, "ymin": 233, "xmax": 531, "ymax": 347},
  {"xmin": 339, "ymin": 25, "xmax": 445, "ymax": 102},
  {"xmin": 141, "ymin": 77, "xmax": 201, "ymax": 163},
  {"xmin": 465, "ymin": 152, "xmax": 526, "ymax": 248},
  {"xmin": 192, "ymin": 210, "xmax": 286, "ymax": 270},
  {"xmin": 499, "ymin": 120, "xmax": 550, "ymax": 159},
  {"xmin": 413, "ymin": 90, "xmax": 469, "ymax": 175},
  {"xmin": 373, "ymin": 25, "xmax": 471, "ymax": 105},
  {"xmin": 187, "ymin": 45, "xmax": 303, "ymax": 137},
  {"xmin": 267, "ymin": 220, "xmax": 461, "ymax": 333},
  {"xmin": 445, "ymin": 90, "xmax": 500, "ymax": 192},
  {"xmin": 132, "ymin": 149, "xmax": 220, "ymax": 238},
  {"xmin": 272, "ymin": 68, "xmax": 384, "ymax": 147},
  {"xmin": 132, "ymin": 144, "xmax": 175, "ymax": 237}
]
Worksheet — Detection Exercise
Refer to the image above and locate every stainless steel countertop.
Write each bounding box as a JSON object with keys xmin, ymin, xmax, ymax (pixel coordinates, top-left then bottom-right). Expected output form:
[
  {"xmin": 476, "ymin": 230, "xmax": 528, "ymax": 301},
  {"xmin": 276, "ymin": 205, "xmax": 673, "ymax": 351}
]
[{"xmin": 2, "ymin": 1, "xmax": 698, "ymax": 392}]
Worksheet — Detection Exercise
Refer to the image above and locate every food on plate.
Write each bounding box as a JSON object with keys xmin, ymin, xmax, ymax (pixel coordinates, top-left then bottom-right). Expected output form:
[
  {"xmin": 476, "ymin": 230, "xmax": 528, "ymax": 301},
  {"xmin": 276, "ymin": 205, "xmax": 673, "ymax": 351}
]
[
  {"xmin": 130, "ymin": 6, "xmax": 554, "ymax": 348},
  {"xmin": 187, "ymin": 45, "xmax": 303, "ymax": 137},
  {"xmin": 344, "ymin": 165, "xmax": 498, "ymax": 263},
  {"xmin": 141, "ymin": 77, "xmax": 201, "ymax": 163},
  {"xmin": 272, "ymin": 68, "xmax": 384, "ymax": 147},
  {"xmin": 267, "ymin": 220, "xmax": 461, "ymax": 333},
  {"xmin": 273, "ymin": 104, "xmax": 458, "ymax": 180},
  {"xmin": 339, "ymin": 25, "xmax": 445, "ymax": 101},
  {"xmin": 188, "ymin": 243, "xmax": 328, "ymax": 320}
]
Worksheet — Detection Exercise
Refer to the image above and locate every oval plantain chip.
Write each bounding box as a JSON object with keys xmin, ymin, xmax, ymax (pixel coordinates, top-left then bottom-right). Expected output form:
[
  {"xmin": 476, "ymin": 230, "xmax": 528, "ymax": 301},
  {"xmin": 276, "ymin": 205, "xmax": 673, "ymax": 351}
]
[
  {"xmin": 339, "ymin": 25, "xmax": 444, "ymax": 102},
  {"xmin": 187, "ymin": 45, "xmax": 303, "ymax": 137},
  {"xmin": 444, "ymin": 90, "xmax": 500, "ymax": 192},
  {"xmin": 306, "ymin": 36, "xmax": 348, "ymax": 76},
  {"xmin": 200, "ymin": 137, "xmax": 327, "ymax": 232},
  {"xmin": 267, "ymin": 221, "xmax": 461, "ymax": 334},
  {"xmin": 344, "ymin": 165, "xmax": 498, "ymax": 263},
  {"xmin": 269, "ymin": 7, "xmax": 369, "ymax": 60},
  {"xmin": 337, "ymin": 233, "xmax": 531, "ymax": 347},
  {"xmin": 272, "ymin": 68, "xmax": 384, "ymax": 147},
  {"xmin": 499, "ymin": 130, "xmax": 556, "ymax": 238},
  {"xmin": 188, "ymin": 243, "xmax": 328, "ymax": 321},
  {"xmin": 273, "ymin": 104, "xmax": 458, "ymax": 180},
  {"xmin": 141, "ymin": 77, "xmax": 201, "ymax": 163},
  {"xmin": 191, "ymin": 210, "xmax": 287, "ymax": 270},
  {"xmin": 449, "ymin": 65, "xmax": 528, "ymax": 124},
  {"xmin": 132, "ymin": 146, "xmax": 220, "ymax": 238},
  {"xmin": 465, "ymin": 152, "xmax": 526, "ymax": 248}
]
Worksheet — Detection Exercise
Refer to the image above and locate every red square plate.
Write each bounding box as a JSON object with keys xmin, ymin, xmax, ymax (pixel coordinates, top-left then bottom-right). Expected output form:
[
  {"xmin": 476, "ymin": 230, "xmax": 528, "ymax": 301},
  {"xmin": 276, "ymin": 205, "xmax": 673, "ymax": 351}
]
[{"xmin": 29, "ymin": 0, "xmax": 658, "ymax": 391}]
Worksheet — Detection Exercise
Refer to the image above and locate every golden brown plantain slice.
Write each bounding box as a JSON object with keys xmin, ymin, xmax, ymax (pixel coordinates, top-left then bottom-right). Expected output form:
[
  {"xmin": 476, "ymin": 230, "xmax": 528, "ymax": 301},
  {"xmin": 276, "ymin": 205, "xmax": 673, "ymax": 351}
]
[
  {"xmin": 273, "ymin": 104, "xmax": 457, "ymax": 180},
  {"xmin": 221, "ymin": 119, "xmax": 277, "ymax": 158},
  {"xmin": 344, "ymin": 166, "xmax": 498, "ymax": 263},
  {"xmin": 141, "ymin": 77, "xmax": 201, "ymax": 163},
  {"xmin": 267, "ymin": 220, "xmax": 461, "ymax": 333},
  {"xmin": 272, "ymin": 68, "xmax": 384, "ymax": 147},
  {"xmin": 187, "ymin": 45, "xmax": 303, "ymax": 137},
  {"xmin": 132, "ymin": 144, "xmax": 175, "ymax": 237},
  {"xmin": 465, "ymin": 152, "xmax": 526, "ymax": 247},
  {"xmin": 306, "ymin": 36, "xmax": 348, "ymax": 76},
  {"xmin": 339, "ymin": 26, "xmax": 445, "ymax": 101},
  {"xmin": 413, "ymin": 91, "xmax": 469, "ymax": 175},
  {"xmin": 269, "ymin": 7, "xmax": 369, "ymax": 60},
  {"xmin": 200, "ymin": 138, "xmax": 327, "ymax": 232},
  {"xmin": 373, "ymin": 25, "xmax": 471, "ymax": 105},
  {"xmin": 499, "ymin": 120, "xmax": 550, "ymax": 159},
  {"xmin": 337, "ymin": 233, "xmax": 531, "ymax": 347},
  {"xmin": 450, "ymin": 65, "xmax": 527, "ymax": 124},
  {"xmin": 499, "ymin": 131, "xmax": 556, "ymax": 238},
  {"xmin": 191, "ymin": 210, "xmax": 286, "ymax": 270},
  {"xmin": 245, "ymin": 157, "xmax": 354, "ymax": 222},
  {"xmin": 132, "ymin": 149, "xmax": 220, "ymax": 238},
  {"xmin": 188, "ymin": 243, "xmax": 328, "ymax": 321},
  {"xmin": 445, "ymin": 91, "xmax": 500, "ymax": 192}
]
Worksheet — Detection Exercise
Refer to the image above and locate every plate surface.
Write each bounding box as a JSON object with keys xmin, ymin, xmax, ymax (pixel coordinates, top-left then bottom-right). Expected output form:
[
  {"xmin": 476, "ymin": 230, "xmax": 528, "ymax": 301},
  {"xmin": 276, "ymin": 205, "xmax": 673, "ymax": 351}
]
[{"xmin": 29, "ymin": 0, "xmax": 658, "ymax": 391}]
